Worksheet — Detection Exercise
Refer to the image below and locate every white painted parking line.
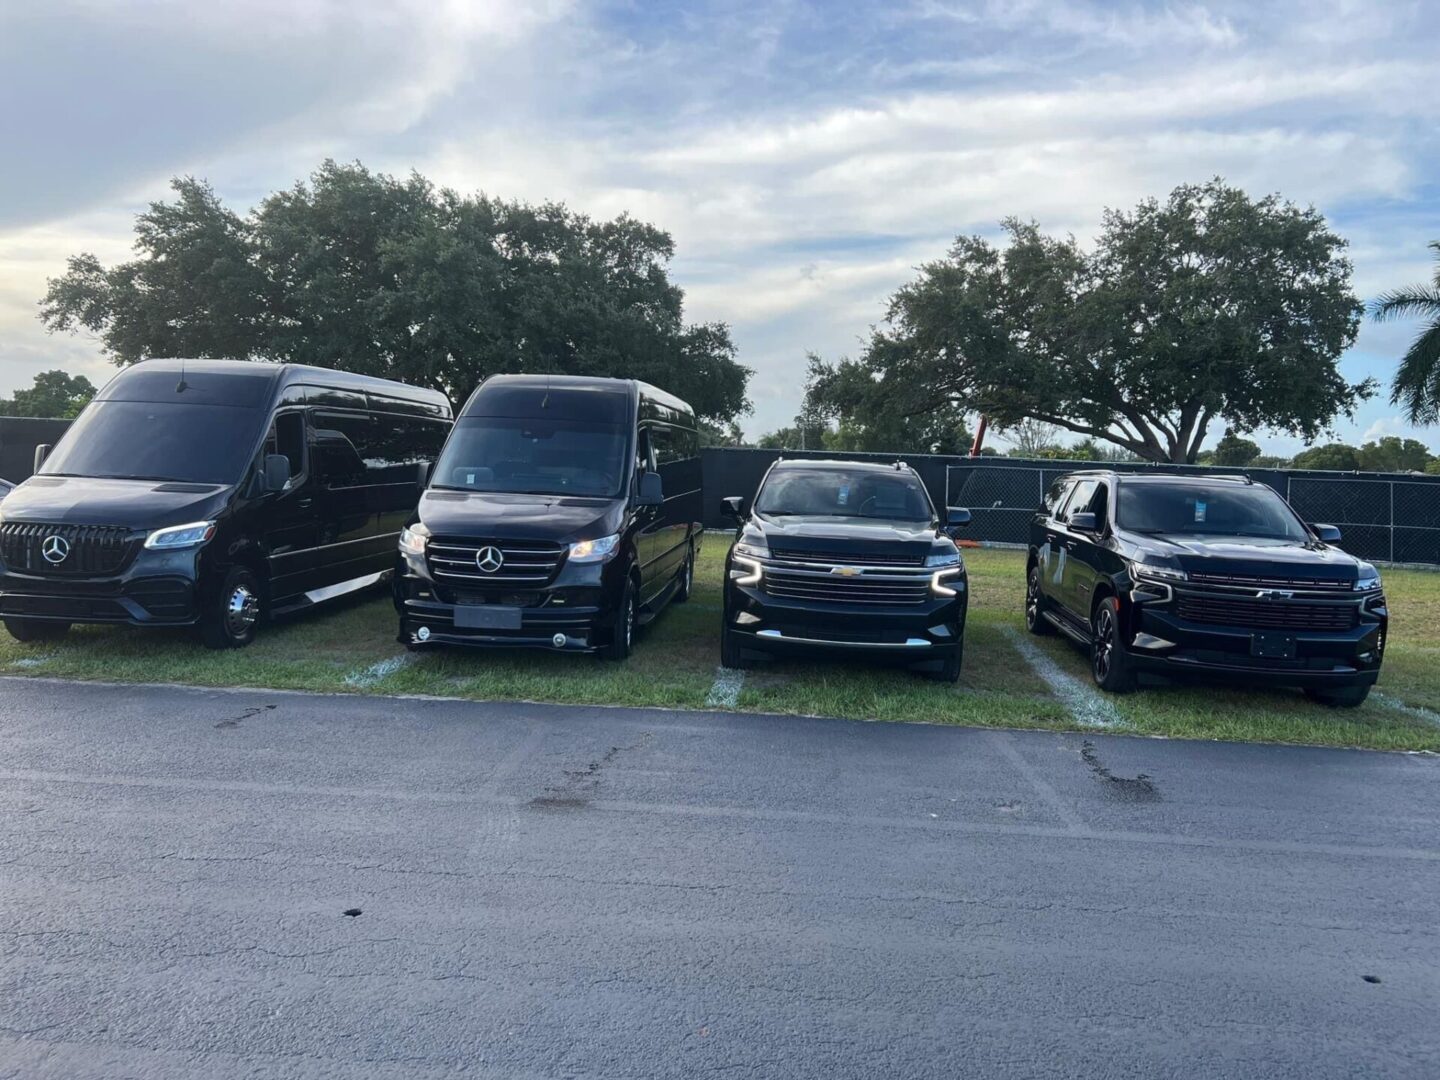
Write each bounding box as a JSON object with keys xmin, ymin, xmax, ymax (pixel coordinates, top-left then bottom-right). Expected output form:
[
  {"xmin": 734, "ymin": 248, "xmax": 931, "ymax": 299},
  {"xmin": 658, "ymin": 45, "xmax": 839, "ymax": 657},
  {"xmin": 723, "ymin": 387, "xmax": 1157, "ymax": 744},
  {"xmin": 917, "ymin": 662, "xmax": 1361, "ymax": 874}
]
[
  {"xmin": 1373, "ymin": 691, "xmax": 1440, "ymax": 728},
  {"xmin": 343, "ymin": 653, "xmax": 418, "ymax": 689},
  {"xmin": 704, "ymin": 666, "xmax": 745, "ymax": 709},
  {"xmin": 1001, "ymin": 626, "xmax": 1127, "ymax": 730}
]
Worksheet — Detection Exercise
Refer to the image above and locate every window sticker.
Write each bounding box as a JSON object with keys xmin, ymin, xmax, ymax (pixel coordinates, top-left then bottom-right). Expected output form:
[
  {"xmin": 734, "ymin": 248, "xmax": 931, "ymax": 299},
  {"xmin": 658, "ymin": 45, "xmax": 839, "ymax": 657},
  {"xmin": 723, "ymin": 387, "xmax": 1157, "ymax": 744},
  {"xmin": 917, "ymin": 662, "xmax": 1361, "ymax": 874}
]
[
  {"xmin": 1194, "ymin": 499, "xmax": 1207, "ymax": 523},
  {"xmin": 837, "ymin": 483, "xmax": 850, "ymax": 506}
]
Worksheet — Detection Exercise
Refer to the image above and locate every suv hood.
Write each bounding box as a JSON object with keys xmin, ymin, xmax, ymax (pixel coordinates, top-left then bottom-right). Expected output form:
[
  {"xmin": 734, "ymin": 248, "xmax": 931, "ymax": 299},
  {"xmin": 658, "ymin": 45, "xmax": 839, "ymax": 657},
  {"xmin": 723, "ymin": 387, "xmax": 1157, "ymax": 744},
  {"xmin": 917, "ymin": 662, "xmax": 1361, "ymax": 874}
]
[
  {"xmin": 417, "ymin": 489, "xmax": 623, "ymax": 543},
  {"xmin": 756, "ymin": 514, "xmax": 938, "ymax": 558},
  {"xmin": 0, "ymin": 476, "xmax": 232, "ymax": 530},
  {"xmin": 1127, "ymin": 532, "xmax": 1361, "ymax": 583}
]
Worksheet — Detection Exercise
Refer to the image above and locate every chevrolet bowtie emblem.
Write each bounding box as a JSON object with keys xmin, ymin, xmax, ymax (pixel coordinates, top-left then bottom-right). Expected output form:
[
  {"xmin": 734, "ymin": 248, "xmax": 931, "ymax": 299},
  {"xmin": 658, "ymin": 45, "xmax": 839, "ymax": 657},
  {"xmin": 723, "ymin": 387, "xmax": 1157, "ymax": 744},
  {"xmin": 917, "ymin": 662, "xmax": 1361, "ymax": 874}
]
[{"xmin": 831, "ymin": 566, "xmax": 862, "ymax": 577}]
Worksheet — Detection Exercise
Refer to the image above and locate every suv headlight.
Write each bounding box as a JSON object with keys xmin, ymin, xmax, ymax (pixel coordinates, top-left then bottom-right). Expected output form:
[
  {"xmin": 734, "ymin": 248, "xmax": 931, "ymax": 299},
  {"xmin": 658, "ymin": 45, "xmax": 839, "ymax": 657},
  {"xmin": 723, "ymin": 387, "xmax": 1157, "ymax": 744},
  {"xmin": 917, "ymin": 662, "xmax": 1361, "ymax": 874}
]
[
  {"xmin": 398, "ymin": 523, "xmax": 430, "ymax": 556},
  {"xmin": 144, "ymin": 520, "xmax": 216, "ymax": 550},
  {"xmin": 734, "ymin": 538, "xmax": 769, "ymax": 559},
  {"xmin": 1133, "ymin": 562, "xmax": 1187, "ymax": 583},
  {"xmin": 1354, "ymin": 564, "xmax": 1382, "ymax": 592},
  {"xmin": 925, "ymin": 550, "xmax": 961, "ymax": 568},
  {"xmin": 568, "ymin": 534, "xmax": 620, "ymax": 563}
]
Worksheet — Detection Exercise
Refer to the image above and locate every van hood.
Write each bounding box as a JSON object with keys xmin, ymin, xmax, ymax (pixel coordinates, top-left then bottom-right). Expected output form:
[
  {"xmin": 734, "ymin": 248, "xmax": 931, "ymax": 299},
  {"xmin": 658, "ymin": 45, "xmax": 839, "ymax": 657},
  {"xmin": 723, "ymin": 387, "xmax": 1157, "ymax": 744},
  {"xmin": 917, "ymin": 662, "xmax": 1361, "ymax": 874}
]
[
  {"xmin": 1123, "ymin": 531, "xmax": 1363, "ymax": 583},
  {"xmin": 416, "ymin": 489, "xmax": 624, "ymax": 543},
  {"xmin": 0, "ymin": 476, "xmax": 233, "ymax": 530}
]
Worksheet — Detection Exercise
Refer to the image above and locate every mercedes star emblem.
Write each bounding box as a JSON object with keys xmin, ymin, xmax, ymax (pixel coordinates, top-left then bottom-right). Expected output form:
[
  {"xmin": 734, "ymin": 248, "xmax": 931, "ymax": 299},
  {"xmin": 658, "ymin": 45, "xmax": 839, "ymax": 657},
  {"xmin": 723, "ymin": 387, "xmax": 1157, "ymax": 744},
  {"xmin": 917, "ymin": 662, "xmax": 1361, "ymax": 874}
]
[
  {"xmin": 475, "ymin": 545, "xmax": 504, "ymax": 573},
  {"xmin": 41, "ymin": 535, "xmax": 70, "ymax": 564}
]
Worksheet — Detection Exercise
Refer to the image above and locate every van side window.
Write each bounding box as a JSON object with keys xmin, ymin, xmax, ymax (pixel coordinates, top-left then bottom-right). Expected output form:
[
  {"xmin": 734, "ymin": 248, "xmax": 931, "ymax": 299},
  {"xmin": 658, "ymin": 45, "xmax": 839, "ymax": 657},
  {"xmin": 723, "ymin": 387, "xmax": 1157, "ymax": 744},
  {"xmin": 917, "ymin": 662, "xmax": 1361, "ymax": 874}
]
[
  {"xmin": 311, "ymin": 410, "xmax": 373, "ymax": 485},
  {"xmin": 636, "ymin": 428, "xmax": 655, "ymax": 475},
  {"xmin": 268, "ymin": 412, "xmax": 306, "ymax": 483}
]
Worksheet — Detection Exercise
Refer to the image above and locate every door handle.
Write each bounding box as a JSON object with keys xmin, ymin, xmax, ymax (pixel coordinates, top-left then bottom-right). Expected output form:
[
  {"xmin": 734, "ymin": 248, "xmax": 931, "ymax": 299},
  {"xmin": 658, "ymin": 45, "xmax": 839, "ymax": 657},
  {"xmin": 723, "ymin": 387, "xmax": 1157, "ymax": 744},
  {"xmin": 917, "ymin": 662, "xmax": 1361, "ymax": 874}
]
[{"xmin": 297, "ymin": 497, "xmax": 313, "ymax": 509}]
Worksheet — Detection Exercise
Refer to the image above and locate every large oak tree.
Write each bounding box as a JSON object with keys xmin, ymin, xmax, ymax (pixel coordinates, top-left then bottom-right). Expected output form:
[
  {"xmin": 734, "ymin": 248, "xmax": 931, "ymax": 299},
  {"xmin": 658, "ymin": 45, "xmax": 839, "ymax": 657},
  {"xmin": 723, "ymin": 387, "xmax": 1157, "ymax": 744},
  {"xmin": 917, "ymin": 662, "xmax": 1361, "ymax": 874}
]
[
  {"xmin": 40, "ymin": 161, "xmax": 751, "ymax": 424},
  {"xmin": 806, "ymin": 180, "xmax": 1370, "ymax": 463}
]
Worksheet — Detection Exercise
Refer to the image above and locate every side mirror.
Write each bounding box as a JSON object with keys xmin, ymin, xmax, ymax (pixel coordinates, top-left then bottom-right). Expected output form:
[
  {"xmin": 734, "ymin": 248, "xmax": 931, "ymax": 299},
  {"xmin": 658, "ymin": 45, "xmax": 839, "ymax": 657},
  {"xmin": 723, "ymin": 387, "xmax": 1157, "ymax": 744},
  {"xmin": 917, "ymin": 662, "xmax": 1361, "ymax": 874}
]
[
  {"xmin": 263, "ymin": 454, "xmax": 292, "ymax": 493},
  {"xmin": 1311, "ymin": 523, "xmax": 1342, "ymax": 543},
  {"xmin": 946, "ymin": 507, "xmax": 971, "ymax": 528},
  {"xmin": 32, "ymin": 444, "xmax": 51, "ymax": 473},
  {"xmin": 636, "ymin": 471, "xmax": 664, "ymax": 507},
  {"xmin": 722, "ymin": 495, "xmax": 745, "ymax": 520},
  {"xmin": 1068, "ymin": 511, "xmax": 1099, "ymax": 533}
]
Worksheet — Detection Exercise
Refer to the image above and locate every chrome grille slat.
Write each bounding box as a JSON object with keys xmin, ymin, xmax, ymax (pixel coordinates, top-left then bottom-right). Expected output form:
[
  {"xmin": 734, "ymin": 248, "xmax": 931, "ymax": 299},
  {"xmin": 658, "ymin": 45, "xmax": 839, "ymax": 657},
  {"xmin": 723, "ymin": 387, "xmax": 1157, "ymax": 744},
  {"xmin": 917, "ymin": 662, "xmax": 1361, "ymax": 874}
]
[
  {"xmin": 768, "ymin": 547, "xmax": 925, "ymax": 567},
  {"xmin": 425, "ymin": 537, "xmax": 565, "ymax": 587},
  {"xmin": 759, "ymin": 559, "xmax": 931, "ymax": 606},
  {"xmin": 0, "ymin": 522, "xmax": 140, "ymax": 577}
]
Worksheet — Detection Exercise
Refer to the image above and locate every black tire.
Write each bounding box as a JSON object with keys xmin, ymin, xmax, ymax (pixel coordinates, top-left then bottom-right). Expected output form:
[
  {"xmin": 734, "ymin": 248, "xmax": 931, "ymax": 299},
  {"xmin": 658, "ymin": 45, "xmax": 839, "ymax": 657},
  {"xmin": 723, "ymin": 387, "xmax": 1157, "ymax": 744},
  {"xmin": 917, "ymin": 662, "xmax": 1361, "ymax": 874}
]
[
  {"xmin": 200, "ymin": 566, "xmax": 262, "ymax": 650},
  {"xmin": 674, "ymin": 542, "xmax": 695, "ymax": 603},
  {"xmin": 3, "ymin": 618, "xmax": 70, "ymax": 643},
  {"xmin": 601, "ymin": 575, "xmax": 638, "ymax": 661},
  {"xmin": 1025, "ymin": 563, "xmax": 1054, "ymax": 636},
  {"xmin": 922, "ymin": 645, "xmax": 963, "ymax": 683},
  {"xmin": 1304, "ymin": 684, "xmax": 1372, "ymax": 709},
  {"xmin": 720, "ymin": 627, "xmax": 753, "ymax": 670},
  {"xmin": 1090, "ymin": 595, "xmax": 1135, "ymax": 693}
]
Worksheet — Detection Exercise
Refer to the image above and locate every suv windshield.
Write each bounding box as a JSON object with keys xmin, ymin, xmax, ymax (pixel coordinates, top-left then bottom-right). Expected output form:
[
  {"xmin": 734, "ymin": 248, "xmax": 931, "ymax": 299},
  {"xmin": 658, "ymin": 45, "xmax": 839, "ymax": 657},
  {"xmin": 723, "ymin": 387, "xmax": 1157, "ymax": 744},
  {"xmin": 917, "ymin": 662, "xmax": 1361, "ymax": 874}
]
[
  {"xmin": 1117, "ymin": 482, "xmax": 1309, "ymax": 540},
  {"xmin": 756, "ymin": 467, "xmax": 932, "ymax": 521},
  {"xmin": 39, "ymin": 401, "xmax": 264, "ymax": 486},
  {"xmin": 433, "ymin": 417, "xmax": 627, "ymax": 498}
]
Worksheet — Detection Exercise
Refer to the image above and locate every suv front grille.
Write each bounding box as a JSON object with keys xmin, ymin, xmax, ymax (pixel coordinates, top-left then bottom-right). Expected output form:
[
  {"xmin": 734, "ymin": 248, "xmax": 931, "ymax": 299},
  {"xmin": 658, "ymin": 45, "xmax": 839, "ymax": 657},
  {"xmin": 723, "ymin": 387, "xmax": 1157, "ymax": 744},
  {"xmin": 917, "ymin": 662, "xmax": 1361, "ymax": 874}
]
[
  {"xmin": 1187, "ymin": 572, "xmax": 1352, "ymax": 593},
  {"xmin": 0, "ymin": 523, "xmax": 140, "ymax": 577},
  {"xmin": 425, "ymin": 538, "xmax": 565, "ymax": 586},
  {"xmin": 1176, "ymin": 592, "xmax": 1358, "ymax": 631},
  {"xmin": 768, "ymin": 547, "xmax": 925, "ymax": 567},
  {"xmin": 761, "ymin": 562, "xmax": 932, "ymax": 606}
]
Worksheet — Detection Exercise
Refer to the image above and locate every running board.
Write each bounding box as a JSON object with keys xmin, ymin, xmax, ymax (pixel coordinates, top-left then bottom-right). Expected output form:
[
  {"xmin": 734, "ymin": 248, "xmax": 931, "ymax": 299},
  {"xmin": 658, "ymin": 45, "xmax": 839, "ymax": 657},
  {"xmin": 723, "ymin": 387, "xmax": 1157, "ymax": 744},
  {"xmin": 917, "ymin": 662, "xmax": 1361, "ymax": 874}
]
[
  {"xmin": 303, "ymin": 570, "xmax": 388, "ymax": 606},
  {"xmin": 1042, "ymin": 609, "xmax": 1091, "ymax": 645}
]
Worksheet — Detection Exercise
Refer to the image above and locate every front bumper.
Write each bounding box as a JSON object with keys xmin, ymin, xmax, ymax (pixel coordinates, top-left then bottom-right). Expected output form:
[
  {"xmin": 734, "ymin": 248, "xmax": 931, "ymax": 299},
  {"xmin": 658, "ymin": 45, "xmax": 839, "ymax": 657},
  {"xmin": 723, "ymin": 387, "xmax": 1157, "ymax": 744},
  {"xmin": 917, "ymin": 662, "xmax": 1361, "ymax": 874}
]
[
  {"xmin": 1123, "ymin": 590, "xmax": 1386, "ymax": 689},
  {"xmin": 725, "ymin": 577, "xmax": 967, "ymax": 659},
  {"xmin": 394, "ymin": 548, "xmax": 620, "ymax": 652},
  {"xmin": 0, "ymin": 549, "xmax": 201, "ymax": 626}
]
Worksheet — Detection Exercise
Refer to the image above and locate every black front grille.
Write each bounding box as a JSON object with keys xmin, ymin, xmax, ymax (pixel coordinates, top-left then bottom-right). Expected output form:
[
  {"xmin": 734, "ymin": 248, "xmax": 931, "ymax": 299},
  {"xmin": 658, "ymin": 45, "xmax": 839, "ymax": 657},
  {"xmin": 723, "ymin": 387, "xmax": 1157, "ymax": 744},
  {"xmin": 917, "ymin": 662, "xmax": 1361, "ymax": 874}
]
[
  {"xmin": 762, "ymin": 563, "xmax": 931, "ymax": 606},
  {"xmin": 1176, "ymin": 592, "xmax": 1358, "ymax": 631},
  {"xmin": 1187, "ymin": 572, "xmax": 1352, "ymax": 592},
  {"xmin": 425, "ymin": 538, "xmax": 565, "ymax": 587},
  {"xmin": 768, "ymin": 547, "xmax": 925, "ymax": 567},
  {"xmin": 0, "ymin": 523, "xmax": 140, "ymax": 577}
]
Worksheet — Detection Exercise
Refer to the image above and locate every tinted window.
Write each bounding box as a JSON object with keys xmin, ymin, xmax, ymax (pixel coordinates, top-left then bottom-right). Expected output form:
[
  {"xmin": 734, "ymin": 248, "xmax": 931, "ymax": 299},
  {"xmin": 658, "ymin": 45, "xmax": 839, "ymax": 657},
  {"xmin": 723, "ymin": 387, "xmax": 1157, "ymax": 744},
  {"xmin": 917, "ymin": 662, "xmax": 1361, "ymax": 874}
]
[
  {"xmin": 651, "ymin": 424, "xmax": 697, "ymax": 466},
  {"xmin": 1059, "ymin": 480, "xmax": 1097, "ymax": 522},
  {"xmin": 756, "ymin": 467, "xmax": 932, "ymax": 521},
  {"xmin": 39, "ymin": 401, "xmax": 263, "ymax": 486},
  {"xmin": 263, "ymin": 412, "xmax": 307, "ymax": 482},
  {"xmin": 1117, "ymin": 483, "xmax": 1308, "ymax": 540},
  {"xmin": 310, "ymin": 411, "xmax": 373, "ymax": 486},
  {"xmin": 1043, "ymin": 480, "xmax": 1071, "ymax": 514},
  {"xmin": 433, "ymin": 417, "xmax": 628, "ymax": 497}
]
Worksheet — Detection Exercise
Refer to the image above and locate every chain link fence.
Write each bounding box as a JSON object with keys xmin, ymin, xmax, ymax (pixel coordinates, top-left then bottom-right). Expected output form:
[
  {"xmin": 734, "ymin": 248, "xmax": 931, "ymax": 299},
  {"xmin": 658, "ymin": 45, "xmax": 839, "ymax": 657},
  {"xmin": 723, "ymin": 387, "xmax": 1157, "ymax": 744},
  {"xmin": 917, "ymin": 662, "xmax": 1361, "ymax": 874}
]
[{"xmin": 702, "ymin": 449, "xmax": 1440, "ymax": 567}]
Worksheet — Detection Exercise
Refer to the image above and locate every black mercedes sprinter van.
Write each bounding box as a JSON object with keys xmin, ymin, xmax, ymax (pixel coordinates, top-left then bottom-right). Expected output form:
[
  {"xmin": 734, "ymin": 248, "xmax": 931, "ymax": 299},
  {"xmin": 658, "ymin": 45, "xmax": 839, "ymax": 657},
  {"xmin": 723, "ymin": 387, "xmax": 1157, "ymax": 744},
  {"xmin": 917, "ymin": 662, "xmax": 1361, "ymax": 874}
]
[
  {"xmin": 394, "ymin": 374, "xmax": 703, "ymax": 659},
  {"xmin": 0, "ymin": 359, "xmax": 451, "ymax": 648}
]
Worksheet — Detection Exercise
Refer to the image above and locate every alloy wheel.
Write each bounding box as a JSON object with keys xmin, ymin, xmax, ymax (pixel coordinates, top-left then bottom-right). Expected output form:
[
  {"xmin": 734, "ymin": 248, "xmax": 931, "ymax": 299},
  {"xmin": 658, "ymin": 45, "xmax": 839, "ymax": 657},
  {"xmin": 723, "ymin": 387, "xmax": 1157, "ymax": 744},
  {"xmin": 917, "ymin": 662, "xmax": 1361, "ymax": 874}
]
[
  {"xmin": 226, "ymin": 584, "xmax": 260, "ymax": 638},
  {"xmin": 1093, "ymin": 606, "xmax": 1115, "ymax": 681}
]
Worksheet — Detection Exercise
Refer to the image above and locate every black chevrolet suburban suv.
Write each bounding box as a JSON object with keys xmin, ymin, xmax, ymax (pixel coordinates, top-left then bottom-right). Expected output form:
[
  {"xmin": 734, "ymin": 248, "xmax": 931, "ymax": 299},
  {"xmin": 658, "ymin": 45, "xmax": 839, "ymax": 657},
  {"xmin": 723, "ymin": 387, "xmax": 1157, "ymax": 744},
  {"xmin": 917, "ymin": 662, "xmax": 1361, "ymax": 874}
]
[
  {"xmin": 721, "ymin": 459, "xmax": 971, "ymax": 681},
  {"xmin": 0, "ymin": 359, "xmax": 452, "ymax": 648},
  {"xmin": 394, "ymin": 374, "xmax": 702, "ymax": 658},
  {"xmin": 1026, "ymin": 471, "xmax": 1387, "ymax": 706}
]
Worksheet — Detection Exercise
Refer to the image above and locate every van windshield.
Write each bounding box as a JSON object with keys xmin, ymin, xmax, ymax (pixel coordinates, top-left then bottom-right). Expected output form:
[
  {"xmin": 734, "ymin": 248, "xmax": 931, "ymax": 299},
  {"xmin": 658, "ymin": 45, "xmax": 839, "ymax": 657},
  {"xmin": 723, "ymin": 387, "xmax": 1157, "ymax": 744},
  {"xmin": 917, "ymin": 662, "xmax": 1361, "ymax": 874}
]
[
  {"xmin": 432, "ymin": 417, "xmax": 628, "ymax": 498},
  {"xmin": 39, "ymin": 401, "xmax": 264, "ymax": 486}
]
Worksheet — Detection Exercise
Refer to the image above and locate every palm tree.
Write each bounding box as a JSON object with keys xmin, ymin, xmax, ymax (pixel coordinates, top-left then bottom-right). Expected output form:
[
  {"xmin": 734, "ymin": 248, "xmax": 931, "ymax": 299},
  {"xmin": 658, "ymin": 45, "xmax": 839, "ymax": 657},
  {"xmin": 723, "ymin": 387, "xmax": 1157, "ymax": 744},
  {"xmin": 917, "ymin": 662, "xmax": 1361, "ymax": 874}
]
[{"xmin": 1374, "ymin": 241, "xmax": 1440, "ymax": 424}]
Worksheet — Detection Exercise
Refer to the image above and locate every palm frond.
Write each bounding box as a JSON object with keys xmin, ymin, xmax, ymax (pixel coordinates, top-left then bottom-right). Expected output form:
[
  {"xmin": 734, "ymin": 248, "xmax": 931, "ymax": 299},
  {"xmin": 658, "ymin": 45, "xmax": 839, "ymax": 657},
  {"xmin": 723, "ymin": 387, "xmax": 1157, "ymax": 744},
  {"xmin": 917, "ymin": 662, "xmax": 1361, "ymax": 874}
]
[
  {"xmin": 1389, "ymin": 320, "xmax": 1440, "ymax": 425},
  {"xmin": 1371, "ymin": 284, "xmax": 1440, "ymax": 322}
]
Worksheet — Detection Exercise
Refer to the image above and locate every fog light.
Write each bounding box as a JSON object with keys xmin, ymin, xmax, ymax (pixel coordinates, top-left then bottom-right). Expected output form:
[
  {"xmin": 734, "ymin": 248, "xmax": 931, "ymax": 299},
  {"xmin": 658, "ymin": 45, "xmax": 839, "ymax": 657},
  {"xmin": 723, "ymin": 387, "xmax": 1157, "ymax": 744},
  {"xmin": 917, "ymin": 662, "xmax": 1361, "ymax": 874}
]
[
  {"xmin": 417, "ymin": 626, "xmax": 431, "ymax": 642},
  {"xmin": 552, "ymin": 633, "xmax": 567, "ymax": 648}
]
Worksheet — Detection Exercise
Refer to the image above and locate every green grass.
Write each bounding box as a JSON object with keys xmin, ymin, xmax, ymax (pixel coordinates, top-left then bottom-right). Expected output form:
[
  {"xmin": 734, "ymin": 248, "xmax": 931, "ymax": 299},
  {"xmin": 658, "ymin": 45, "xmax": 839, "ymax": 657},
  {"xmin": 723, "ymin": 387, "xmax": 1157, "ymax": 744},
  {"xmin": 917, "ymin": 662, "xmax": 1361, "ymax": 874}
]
[{"xmin": 2, "ymin": 540, "xmax": 1438, "ymax": 750}]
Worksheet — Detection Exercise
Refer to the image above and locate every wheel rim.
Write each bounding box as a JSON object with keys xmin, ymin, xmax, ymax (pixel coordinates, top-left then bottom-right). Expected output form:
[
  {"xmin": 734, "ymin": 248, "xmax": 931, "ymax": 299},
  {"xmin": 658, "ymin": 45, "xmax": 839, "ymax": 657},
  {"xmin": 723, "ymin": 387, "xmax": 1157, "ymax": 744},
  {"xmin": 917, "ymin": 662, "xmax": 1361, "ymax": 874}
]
[
  {"xmin": 1093, "ymin": 606, "xmax": 1114, "ymax": 680},
  {"xmin": 225, "ymin": 584, "xmax": 259, "ymax": 638},
  {"xmin": 1026, "ymin": 569, "xmax": 1040, "ymax": 626}
]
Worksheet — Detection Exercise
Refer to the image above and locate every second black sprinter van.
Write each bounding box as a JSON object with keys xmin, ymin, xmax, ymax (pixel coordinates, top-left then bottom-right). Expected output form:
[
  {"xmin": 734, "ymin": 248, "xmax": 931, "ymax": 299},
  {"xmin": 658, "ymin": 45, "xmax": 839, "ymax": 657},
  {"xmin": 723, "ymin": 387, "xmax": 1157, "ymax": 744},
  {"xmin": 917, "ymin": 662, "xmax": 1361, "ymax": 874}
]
[
  {"xmin": 394, "ymin": 374, "xmax": 703, "ymax": 658},
  {"xmin": 0, "ymin": 359, "xmax": 452, "ymax": 648}
]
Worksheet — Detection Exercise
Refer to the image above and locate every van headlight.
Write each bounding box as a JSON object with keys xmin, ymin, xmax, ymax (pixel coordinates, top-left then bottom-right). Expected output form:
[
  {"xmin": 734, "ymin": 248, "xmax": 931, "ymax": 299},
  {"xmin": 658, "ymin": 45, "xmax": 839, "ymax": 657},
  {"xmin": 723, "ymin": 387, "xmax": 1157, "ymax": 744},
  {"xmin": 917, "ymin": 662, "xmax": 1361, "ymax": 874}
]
[
  {"xmin": 568, "ymin": 534, "xmax": 620, "ymax": 563},
  {"xmin": 144, "ymin": 520, "xmax": 216, "ymax": 550},
  {"xmin": 398, "ymin": 524, "xmax": 430, "ymax": 556}
]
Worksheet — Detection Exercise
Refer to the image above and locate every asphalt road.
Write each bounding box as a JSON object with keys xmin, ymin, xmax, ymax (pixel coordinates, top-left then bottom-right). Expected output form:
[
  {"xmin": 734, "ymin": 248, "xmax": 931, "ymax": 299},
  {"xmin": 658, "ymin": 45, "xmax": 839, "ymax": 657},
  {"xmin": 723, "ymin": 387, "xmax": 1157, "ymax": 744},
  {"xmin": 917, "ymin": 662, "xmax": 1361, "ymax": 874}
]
[{"xmin": 0, "ymin": 678, "xmax": 1437, "ymax": 1079}]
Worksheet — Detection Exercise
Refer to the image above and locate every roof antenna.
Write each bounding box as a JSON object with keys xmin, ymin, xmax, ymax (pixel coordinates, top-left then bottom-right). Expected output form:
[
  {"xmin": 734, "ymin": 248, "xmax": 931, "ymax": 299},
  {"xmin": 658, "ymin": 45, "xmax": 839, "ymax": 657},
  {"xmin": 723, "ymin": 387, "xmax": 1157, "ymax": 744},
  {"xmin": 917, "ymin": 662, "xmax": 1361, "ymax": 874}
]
[
  {"xmin": 175, "ymin": 357, "xmax": 189, "ymax": 394},
  {"xmin": 541, "ymin": 371, "xmax": 550, "ymax": 409}
]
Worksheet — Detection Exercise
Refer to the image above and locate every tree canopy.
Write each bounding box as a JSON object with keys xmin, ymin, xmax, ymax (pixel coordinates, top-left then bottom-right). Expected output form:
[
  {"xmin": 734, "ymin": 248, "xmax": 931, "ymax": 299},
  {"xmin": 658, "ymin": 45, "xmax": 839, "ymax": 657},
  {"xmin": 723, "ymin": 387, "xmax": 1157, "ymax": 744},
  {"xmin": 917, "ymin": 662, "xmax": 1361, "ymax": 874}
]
[
  {"xmin": 803, "ymin": 179, "xmax": 1369, "ymax": 464},
  {"xmin": 0, "ymin": 370, "xmax": 96, "ymax": 418},
  {"xmin": 39, "ymin": 162, "xmax": 752, "ymax": 424}
]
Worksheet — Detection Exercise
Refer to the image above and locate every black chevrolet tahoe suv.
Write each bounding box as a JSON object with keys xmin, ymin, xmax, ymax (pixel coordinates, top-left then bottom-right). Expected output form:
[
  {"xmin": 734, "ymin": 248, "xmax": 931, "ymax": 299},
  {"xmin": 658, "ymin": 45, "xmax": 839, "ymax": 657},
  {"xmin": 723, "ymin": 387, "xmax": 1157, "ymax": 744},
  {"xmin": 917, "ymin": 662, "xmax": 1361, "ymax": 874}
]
[
  {"xmin": 721, "ymin": 459, "xmax": 971, "ymax": 681},
  {"xmin": 1026, "ymin": 471, "xmax": 1387, "ymax": 706}
]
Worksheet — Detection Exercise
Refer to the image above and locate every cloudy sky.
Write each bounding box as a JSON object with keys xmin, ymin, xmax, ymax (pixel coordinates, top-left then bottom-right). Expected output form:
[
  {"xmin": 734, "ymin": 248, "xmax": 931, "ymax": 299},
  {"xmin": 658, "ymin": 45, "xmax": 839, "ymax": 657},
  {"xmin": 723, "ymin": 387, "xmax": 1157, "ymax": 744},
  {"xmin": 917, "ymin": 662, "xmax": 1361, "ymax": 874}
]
[{"xmin": 2, "ymin": 0, "xmax": 1438, "ymax": 453}]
